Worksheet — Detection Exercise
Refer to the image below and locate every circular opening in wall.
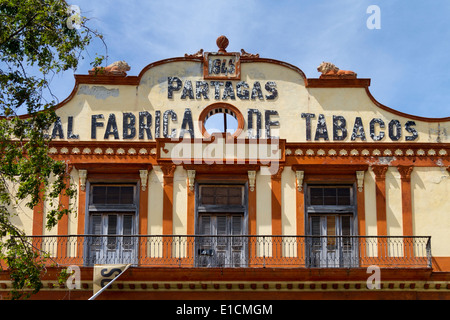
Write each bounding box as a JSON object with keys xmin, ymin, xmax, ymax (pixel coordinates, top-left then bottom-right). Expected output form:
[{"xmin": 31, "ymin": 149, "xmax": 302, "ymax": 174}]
[{"xmin": 199, "ymin": 103, "xmax": 244, "ymax": 139}]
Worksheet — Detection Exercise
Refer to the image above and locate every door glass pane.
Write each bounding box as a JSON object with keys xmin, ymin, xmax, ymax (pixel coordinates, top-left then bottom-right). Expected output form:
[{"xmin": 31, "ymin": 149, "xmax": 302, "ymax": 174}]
[
  {"xmin": 228, "ymin": 187, "xmax": 242, "ymax": 205},
  {"xmin": 217, "ymin": 216, "xmax": 228, "ymax": 246},
  {"xmin": 92, "ymin": 187, "xmax": 107, "ymax": 204},
  {"xmin": 200, "ymin": 186, "xmax": 243, "ymax": 206},
  {"xmin": 91, "ymin": 215, "xmax": 102, "ymax": 235},
  {"xmin": 324, "ymin": 188, "xmax": 337, "ymax": 205},
  {"xmin": 215, "ymin": 188, "xmax": 228, "ymax": 205},
  {"xmin": 338, "ymin": 188, "xmax": 351, "ymax": 205},
  {"xmin": 310, "ymin": 188, "xmax": 323, "ymax": 205},
  {"xmin": 232, "ymin": 215, "xmax": 243, "ymax": 246},
  {"xmin": 120, "ymin": 187, "xmax": 134, "ymax": 204},
  {"xmin": 326, "ymin": 216, "xmax": 336, "ymax": 248},
  {"xmin": 216, "ymin": 216, "xmax": 227, "ymax": 235},
  {"xmin": 106, "ymin": 187, "xmax": 120, "ymax": 204},
  {"xmin": 199, "ymin": 215, "xmax": 211, "ymax": 235},
  {"xmin": 309, "ymin": 187, "xmax": 352, "ymax": 206},
  {"xmin": 107, "ymin": 215, "xmax": 117, "ymax": 249},
  {"xmin": 311, "ymin": 216, "xmax": 321, "ymax": 236},
  {"xmin": 201, "ymin": 188, "xmax": 215, "ymax": 205},
  {"xmin": 341, "ymin": 216, "xmax": 351, "ymax": 236},
  {"xmin": 90, "ymin": 215, "xmax": 102, "ymax": 248},
  {"xmin": 123, "ymin": 215, "xmax": 133, "ymax": 249},
  {"xmin": 341, "ymin": 215, "xmax": 352, "ymax": 249}
]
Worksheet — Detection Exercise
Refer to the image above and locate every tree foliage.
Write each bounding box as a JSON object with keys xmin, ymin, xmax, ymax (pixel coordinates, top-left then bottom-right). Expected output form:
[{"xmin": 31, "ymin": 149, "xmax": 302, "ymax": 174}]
[{"xmin": 0, "ymin": 0, "xmax": 105, "ymax": 299}]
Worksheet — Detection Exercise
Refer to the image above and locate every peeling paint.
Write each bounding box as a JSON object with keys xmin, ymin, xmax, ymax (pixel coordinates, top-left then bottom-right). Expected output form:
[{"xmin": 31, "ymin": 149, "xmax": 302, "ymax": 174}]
[
  {"xmin": 77, "ymin": 85, "xmax": 119, "ymax": 100},
  {"xmin": 377, "ymin": 156, "xmax": 396, "ymax": 165}
]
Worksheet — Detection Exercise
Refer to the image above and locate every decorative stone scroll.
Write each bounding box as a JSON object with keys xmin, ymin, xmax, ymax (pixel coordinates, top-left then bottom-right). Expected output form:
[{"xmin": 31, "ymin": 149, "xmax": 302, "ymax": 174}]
[{"xmin": 248, "ymin": 171, "xmax": 256, "ymax": 192}]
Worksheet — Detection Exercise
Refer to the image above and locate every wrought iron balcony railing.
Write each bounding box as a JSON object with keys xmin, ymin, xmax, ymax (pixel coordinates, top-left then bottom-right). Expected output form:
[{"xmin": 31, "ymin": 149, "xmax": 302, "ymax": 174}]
[{"xmin": 19, "ymin": 235, "xmax": 431, "ymax": 268}]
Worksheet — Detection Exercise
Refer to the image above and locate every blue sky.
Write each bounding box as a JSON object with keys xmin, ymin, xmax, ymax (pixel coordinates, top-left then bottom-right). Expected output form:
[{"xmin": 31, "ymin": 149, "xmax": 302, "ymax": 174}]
[{"xmin": 52, "ymin": 0, "xmax": 450, "ymax": 118}]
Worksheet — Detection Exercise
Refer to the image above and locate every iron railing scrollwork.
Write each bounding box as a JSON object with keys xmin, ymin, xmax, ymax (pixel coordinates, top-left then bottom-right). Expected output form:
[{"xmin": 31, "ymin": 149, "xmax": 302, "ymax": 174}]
[{"xmin": 16, "ymin": 235, "xmax": 432, "ymax": 268}]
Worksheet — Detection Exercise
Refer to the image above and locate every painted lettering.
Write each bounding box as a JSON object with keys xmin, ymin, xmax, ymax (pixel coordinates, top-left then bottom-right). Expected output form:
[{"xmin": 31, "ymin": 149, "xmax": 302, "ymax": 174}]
[
  {"xmin": 301, "ymin": 113, "xmax": 315, "ymax": 141},
  {"xmin": 351, "ymin": 117, "xmax": 366, "ymax": 141},
  {"xmin": 168, "ymin": 77, "xmax": 182, "ymax": 99},
  {"xmin": 123, "ymin": 112, "xmax": 136, "ymax": 139},
  {"xmin": 139, "ymin": 111, "xmax": 152, "ymax": 140},
  {"xmin": 265, "ymin": 110, "xmax": 279, "ymax": 139},
  {"xmin": 181, "ymin": 80, "xmax": 194, "ymax": 100},
  {"xmin": 163, "ymin": 110, "xmax": 177, "ymax": 138},
  {"xmin": 179, "ymin": 108, "xmax": 194, "ymax": 138},
  {"xmin": 388, "ymin": 119, "xmax": 402, "ymax": 141},
  {"xmin": 369, "ymin": 118, "xmax": 385, "ymax": 141},
  {"xmin": 314, "ymin": 114, "xmax": 329, "ymax": 141},
  {"xmin": 405, "ymin": 121, "xmax": 418, "ymax": 141},
  {"xmin": 104, "ymin": 113, "xmax": 119, "ymax": 140},
  {"xmin": 51, "ymin": 117, "xmax": 64, "ymax": 139},
  {"xmin": 67, "ymin": 116, "xmax": 79, "ymax": 139},
  {"xmin": 333, "ymin": 115, "xmax": 347, "ymax": 141},
  {"xmin": 91, "ymin": 114, "xmax": 104, "ymax": 139},
  {"xmin": 248, "ymin": 109, "xmax": 262, "ymax": 139}
]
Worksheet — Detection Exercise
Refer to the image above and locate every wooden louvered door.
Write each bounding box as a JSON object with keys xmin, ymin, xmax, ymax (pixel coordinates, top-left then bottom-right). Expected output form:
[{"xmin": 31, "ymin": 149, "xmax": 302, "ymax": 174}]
[
  {"xmin": 87, "ymin": 213, "xmax": 137, "ymax": 265},
  {"xmin": 197, "ymin": 214, "xmax": 245, "ymax": 267},
  {"xmin": 308, "ymin": 214, "xmax": 355, "ymax": 267}
]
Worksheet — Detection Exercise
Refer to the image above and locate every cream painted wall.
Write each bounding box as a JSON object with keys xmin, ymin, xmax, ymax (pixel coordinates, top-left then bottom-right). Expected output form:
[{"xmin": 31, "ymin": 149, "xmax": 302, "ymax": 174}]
[
  {"xmin": 68, "ymin": 168, "xmax": 79, "ymax": 235},
  {"xmin": 256, "ymin": 172, "xmax": 271, "ymax": 236},
  {"xmin": 173, "ymin": 166, "xmax": 187, "ymax": 235},
  {"xmin": 5, "ymin": 192, "xmax": 34, "ymax": 236},
  {"xmin": 412, "ymin": 167, "xmax": 450, "ymax": 256},
  {"xmin": 281, "ymin": 167, "xmax": 296, "ymax": 236},
  {"xmin": 385, "ymin": 167, "xmax": 403, "ymax": 237},
  {"xmin": 364, "ymin": 169, "xmax": 377, "ymax": 237},
  {"xmin": 148, "ymin": 166, "xmax": 163, "ymax": 235}
]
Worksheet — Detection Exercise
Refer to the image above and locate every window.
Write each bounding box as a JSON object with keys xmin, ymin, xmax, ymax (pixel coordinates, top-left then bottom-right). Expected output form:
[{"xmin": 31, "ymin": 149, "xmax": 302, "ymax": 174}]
[
  {"xmin": 198, "ymin": 103, "xmax": 244, "ymax": 138},
  {"xmin": 86, "ymin": 184, "xmax": 138, "ymax": 266},
  {"xmin": 306, "ymin": 185, "xmax": 358, "ymax": 268}
]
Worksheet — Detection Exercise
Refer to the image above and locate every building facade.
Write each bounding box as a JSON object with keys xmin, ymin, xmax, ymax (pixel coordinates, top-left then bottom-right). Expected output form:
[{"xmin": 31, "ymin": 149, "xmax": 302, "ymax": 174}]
[{"xmin": 1, "ymin": 36, "xmax": 449, "ymax": 300}]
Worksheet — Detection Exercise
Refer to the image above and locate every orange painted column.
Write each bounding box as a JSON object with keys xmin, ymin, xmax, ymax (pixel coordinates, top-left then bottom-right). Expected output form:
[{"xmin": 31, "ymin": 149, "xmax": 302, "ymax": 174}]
[
  {"xmin": 372, "ymin": 165, "xmax": 388, "ymax": 260},
  {"xmin": 397, "ymin": 166, "xmax": 414, "ymax": 236},
  {"xmin": 294, "ymin": 170, "xmax": 305, "ymax": 265},
  {"xmin": 271, "ymin": 167, "xmax": 283, "ymax": 262},
  {"xmin": 139, "ymin": 170, "xmax": 150, "ymax": 265},
  {"xmin": 248, "ymin": 171, "xmax": 257, "ymax": 265},
  {"xmin": 32, "ymin": 188, "xmax": 45, "ymax": 255},
  {"xmin": 397, "ymin": 165, "xmax": 414, "ymax": 259},
  {"xmin": 32, "ymin": 190, "xmax": 45, "ymax": 236},
  {"xmin": 76, "ymin": 169, "xmax": 87, "ymax": 264},
  {"xmin": 161, "ymin": 164, "xmax": 176, "ymax": 259},
  {"xmin": 372, "ymin": 165, "xmax": 388, "ymax": 236},
  {"xmin": 57, "ymin": 167, "xmax": 72, "ymax": 263},
  {"xmin": 186, "ymin": 170, "xmax": 196, "ymax": 265}
]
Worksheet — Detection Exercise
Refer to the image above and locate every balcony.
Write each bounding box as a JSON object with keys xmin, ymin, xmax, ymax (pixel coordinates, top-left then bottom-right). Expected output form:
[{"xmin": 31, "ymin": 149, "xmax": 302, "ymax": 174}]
[{"xmin": 22, "ymin": 235, "xmax": 432, "ymax": 269}]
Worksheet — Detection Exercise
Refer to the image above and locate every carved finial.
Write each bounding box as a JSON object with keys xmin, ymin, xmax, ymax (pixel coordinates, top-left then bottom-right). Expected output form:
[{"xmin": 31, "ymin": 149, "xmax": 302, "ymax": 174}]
[{"xmin": 216, "ymin": 35, "xmax": 229, "ymax": 53}]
